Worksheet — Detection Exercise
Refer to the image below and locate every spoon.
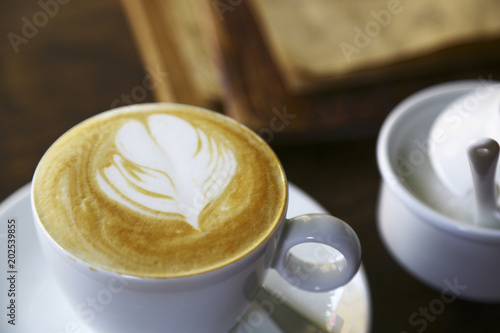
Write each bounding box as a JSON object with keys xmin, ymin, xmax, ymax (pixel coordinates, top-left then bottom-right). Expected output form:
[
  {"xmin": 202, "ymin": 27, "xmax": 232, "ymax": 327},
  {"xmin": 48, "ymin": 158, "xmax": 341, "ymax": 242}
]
[
  {"xmin": 251, "ymin": 287, "xmax": 329, "ymax": 333},
  {"xmin": 467, "ymin": 138, "xmax": 500, "ymax": 228},
  {"xmin": 428, "ymin": 84, "xmax": 500, "ymax": 196}
]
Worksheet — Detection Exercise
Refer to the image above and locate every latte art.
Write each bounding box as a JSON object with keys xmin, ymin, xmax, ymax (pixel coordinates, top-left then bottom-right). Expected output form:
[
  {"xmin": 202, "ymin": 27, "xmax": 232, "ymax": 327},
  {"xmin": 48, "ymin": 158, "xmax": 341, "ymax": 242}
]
[
  {"xmin": 33, "ymin": 104, "xmax": 286, "ymax": 278},
  {"xmin": 96, "ymin": 114, "xmax": 237, "ymax": 230}
]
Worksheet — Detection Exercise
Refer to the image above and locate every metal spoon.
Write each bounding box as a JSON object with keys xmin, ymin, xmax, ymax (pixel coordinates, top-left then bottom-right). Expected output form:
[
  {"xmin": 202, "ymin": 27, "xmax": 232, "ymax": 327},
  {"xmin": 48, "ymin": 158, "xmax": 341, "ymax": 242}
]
[{"xmin": 467, "ymin": 138, "xmax": 500, "ymax": 228}]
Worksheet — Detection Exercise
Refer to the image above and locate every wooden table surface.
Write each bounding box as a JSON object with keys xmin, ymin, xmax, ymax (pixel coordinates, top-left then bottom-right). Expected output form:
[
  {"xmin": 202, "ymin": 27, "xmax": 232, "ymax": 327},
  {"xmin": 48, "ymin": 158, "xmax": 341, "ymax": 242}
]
[{"xmin": 1, "ymin": 1, "xmax": 500, "ymax": 332}]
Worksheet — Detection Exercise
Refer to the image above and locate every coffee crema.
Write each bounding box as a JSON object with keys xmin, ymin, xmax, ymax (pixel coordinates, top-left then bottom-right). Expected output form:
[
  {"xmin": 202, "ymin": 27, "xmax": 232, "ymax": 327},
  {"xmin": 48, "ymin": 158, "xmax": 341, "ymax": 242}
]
[{"xmin": 33, "ymin": 104, "xmax": 287, "ymax": 278}]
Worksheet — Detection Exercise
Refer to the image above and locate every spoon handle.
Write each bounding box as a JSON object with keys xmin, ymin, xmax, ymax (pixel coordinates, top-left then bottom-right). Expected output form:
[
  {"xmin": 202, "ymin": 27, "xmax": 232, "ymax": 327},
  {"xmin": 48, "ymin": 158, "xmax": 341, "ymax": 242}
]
[{"xmin": 467, "ymin": 138, "xmax": 500, "ymax": 228}]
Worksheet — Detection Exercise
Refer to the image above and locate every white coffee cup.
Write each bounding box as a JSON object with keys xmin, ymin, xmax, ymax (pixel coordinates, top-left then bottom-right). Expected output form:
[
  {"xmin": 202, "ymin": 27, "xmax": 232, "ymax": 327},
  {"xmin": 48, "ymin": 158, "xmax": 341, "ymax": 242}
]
[{"xmin": 31, "ymin": 103, "xmax": 362, "ymax": 333}]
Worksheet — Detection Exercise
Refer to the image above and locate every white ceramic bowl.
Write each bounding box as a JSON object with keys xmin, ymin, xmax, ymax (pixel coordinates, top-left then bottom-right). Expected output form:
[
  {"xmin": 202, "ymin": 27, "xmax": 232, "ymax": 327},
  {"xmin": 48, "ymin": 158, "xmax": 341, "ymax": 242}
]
[{"xmin": 376, "ymin": 80, "xmax": 500, "ymax": 302}]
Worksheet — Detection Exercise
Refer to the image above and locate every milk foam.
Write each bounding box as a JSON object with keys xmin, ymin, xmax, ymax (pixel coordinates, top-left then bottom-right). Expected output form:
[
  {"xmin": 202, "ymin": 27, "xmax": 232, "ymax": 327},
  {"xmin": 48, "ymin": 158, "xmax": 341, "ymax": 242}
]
[
  {"xmin": 33, "ymin": 105, "xmax": 287, "ymax": 278},
  {"xmin": 96, "ymin": 114, "xmax": 236, "ymax": 230}
]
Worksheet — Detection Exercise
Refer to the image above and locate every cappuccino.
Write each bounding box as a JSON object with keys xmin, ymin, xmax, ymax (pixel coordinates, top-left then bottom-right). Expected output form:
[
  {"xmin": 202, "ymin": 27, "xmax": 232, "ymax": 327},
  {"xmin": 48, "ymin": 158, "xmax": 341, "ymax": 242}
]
[{"xmin": 33, "ymin": 104, "xmax": 286, "ymax": 278}]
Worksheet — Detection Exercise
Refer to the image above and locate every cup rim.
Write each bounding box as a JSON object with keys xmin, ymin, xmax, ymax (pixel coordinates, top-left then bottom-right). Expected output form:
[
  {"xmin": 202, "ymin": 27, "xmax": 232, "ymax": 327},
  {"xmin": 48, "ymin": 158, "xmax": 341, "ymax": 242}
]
[
  {"xmin": 31, "ymin": 102, "xmax": 289, "ymax": 280},
  {"xmin": 377, "ymin": 80, "xmax": 500, "ymax": 243}
]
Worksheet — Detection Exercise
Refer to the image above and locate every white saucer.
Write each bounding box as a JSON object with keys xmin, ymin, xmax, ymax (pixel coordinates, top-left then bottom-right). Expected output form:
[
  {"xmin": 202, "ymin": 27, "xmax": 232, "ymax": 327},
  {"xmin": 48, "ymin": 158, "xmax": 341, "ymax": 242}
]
[{"xmin": 0, "ymin": 183, "xmax": 370, "ymax": 333}]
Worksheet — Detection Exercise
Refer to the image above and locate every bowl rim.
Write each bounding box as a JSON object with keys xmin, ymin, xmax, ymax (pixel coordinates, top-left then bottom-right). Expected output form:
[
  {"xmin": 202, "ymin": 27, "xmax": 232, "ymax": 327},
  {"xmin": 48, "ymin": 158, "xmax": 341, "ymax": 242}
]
[{"xmin": 377, "ymin": 80, "xmax": 500, "ymax": 243}]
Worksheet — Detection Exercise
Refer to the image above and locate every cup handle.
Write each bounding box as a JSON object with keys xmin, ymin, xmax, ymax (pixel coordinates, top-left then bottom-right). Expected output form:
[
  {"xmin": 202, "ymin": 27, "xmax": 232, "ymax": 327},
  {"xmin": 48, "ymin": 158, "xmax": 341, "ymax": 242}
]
[{"xmin": 271, "ymin": 214, "xmax": 362, "ymax": 292}]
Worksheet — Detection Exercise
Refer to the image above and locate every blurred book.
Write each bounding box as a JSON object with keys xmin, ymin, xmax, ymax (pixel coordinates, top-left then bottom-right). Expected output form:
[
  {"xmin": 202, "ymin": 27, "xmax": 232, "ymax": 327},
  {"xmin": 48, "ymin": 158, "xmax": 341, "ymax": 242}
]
[
  {"xmin": 121, "ymin": 0, "xmax": 500, "ymax": 141},
  {"xmin": 249, "ymin": 0, "xmax": 500, "ymax": 92}
]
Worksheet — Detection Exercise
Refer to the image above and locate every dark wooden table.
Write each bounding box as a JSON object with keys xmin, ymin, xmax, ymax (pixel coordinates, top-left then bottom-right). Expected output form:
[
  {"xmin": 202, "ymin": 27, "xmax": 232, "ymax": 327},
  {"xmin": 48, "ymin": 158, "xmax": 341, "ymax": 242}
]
[{"xmin": 1, "ymin": 1, "xmax": 500, "ymax": 332}]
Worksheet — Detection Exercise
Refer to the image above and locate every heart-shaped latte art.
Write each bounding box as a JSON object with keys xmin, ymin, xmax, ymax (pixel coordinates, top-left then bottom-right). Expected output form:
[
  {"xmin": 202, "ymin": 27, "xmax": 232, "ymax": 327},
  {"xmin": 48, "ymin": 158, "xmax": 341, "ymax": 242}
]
[{"xmin": 96, "ymin": 114, "xmax": 237, "ymax": 230}]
